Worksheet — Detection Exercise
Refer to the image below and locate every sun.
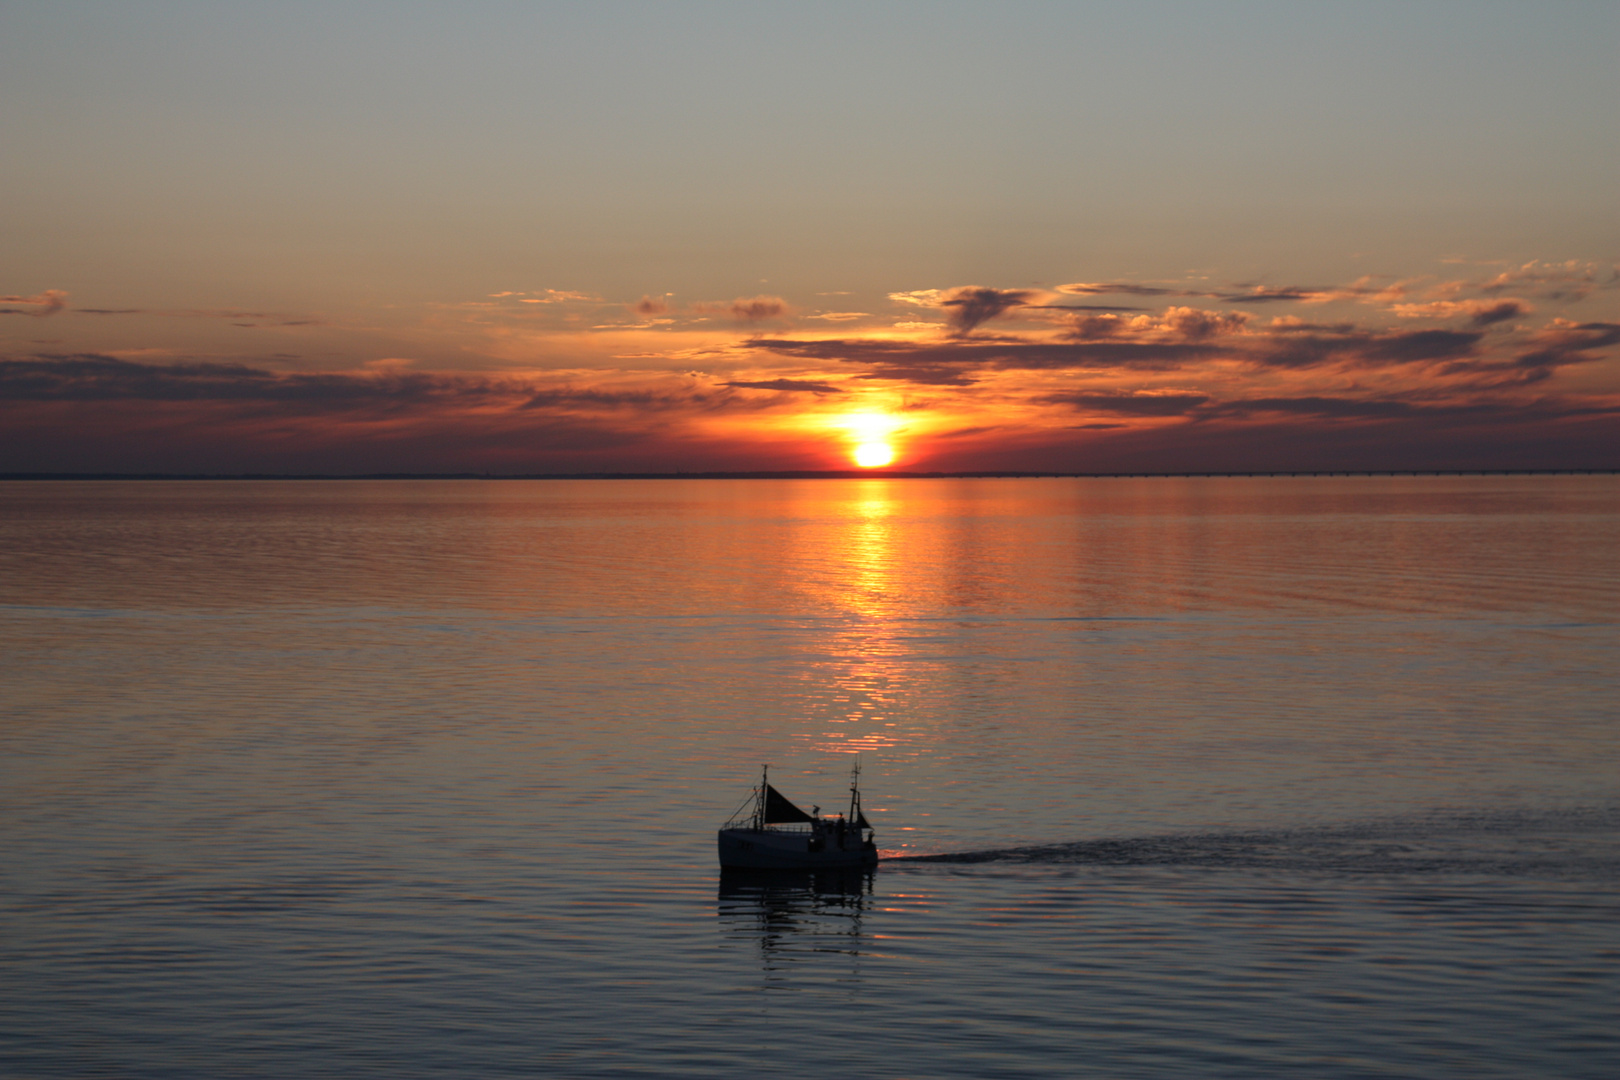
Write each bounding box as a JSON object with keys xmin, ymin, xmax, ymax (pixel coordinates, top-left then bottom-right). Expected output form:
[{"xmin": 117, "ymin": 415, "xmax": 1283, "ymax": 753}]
[
  {"xmin": 853, "ymin": 442, "xmax": 895, "ymax": 468},
  {"xmin": 839, "ymin": 411, "xmax": 901, "ymax": 468}
]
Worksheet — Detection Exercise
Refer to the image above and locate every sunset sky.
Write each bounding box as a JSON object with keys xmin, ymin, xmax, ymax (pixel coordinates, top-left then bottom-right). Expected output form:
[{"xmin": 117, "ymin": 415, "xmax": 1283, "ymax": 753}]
[{"xmin": 3, "ymin": 1, "xmax": 1617, "ymax": 474}]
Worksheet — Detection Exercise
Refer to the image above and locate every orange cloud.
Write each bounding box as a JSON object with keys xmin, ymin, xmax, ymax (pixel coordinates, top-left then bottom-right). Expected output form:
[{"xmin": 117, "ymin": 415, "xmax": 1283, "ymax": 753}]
[
  {"xmin": 517, "ymin": 290, "xmax": 602, "ymax": 304},
  {"xmin": 690, "ymin": 295, "xmax": 791, "ymax": 322},
  {"xmin": 1392, "ymin": 299, "xmax": 1529, "ymax": 326},
  {"xmin": 7, "ymin": 262, "xmax": 1617, "ymax": 475},
  {"xmin": 0, "ymin": 289, "xmax": 68, "ymax": 316},
  {"xmin": 1160, "ymin": 306, "xmax": 1250, "ymax": 340}
]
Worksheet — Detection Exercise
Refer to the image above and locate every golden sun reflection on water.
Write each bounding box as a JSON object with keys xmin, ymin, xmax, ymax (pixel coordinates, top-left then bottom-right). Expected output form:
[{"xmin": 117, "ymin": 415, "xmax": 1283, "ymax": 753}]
[{"xmin": 796, "ymin": 481, "xmax": 917, "ymax": 756}]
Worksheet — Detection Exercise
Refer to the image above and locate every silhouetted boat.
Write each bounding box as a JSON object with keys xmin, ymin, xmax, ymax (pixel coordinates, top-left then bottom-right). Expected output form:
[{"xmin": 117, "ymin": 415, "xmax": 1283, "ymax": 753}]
[{"xmin": 717, "ymin": 763, "xmax": 878, "ymax": 869}]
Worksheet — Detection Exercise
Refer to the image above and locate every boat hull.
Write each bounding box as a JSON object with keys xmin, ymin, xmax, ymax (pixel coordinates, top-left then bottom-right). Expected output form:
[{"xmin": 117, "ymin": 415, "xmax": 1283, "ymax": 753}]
[{"xmin": 717, "ymin": 827, "xmax": 878, "ymax": 870}]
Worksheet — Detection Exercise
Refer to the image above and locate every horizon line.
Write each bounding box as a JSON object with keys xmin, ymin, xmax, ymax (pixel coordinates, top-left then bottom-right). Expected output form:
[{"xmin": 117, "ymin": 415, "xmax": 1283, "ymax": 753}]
[{"xmin": 3, "ymin": 469, "xmax": 1615, "ymax": 482}]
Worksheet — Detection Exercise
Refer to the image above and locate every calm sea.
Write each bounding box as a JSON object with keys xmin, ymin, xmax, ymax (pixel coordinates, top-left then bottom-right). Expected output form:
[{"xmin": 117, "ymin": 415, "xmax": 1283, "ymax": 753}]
[{"xmin": 2, "ymin": 477, "xmax": 1617, "ymax": 1079}]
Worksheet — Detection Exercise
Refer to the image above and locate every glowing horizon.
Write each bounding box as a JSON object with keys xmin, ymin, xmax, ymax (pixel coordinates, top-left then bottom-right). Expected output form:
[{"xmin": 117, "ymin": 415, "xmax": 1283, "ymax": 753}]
[{"xmin": 1, "ymin": 4, "xmax": 1616, "ymax": 474}]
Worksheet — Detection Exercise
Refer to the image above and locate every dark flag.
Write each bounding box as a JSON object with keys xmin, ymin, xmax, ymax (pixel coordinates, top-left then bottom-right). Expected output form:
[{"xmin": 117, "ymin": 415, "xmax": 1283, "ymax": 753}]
[{"xmin": 763, "ymin": 784, "xmax": 815, "ymax": 823}]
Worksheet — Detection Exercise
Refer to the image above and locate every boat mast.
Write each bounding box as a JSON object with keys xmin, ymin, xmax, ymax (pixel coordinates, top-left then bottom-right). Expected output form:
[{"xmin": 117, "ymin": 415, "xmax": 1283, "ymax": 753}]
[
  {"xmin": 756, "ymin": 764, "xmax": 767, "ymax": 830},
  {"xmin": 848, "ymin": 757, "xmax": 861, "ymax": 823}
]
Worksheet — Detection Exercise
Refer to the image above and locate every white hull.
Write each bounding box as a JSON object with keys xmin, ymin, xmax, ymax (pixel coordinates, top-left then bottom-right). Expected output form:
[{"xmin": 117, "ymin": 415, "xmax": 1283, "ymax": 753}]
[{"xmin": 718, "ymin": 827, "xmax": 878, "ymax": 870}]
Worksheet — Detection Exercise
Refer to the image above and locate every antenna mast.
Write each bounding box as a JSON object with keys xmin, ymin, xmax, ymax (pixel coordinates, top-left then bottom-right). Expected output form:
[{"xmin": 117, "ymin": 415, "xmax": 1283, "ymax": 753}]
[{"xmin": 756, "ymin": 764, "xmax": 768, "ymax": 830}]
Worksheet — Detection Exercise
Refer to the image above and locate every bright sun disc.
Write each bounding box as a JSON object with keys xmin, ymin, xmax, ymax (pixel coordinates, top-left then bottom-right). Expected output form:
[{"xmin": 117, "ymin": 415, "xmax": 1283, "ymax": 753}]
[{"xmin": 853, "ymin": 442, "xmax": 894, "ymax": 468}]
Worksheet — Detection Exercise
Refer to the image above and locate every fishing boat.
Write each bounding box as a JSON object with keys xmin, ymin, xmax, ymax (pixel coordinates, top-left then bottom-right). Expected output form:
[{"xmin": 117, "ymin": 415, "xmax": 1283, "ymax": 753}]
[{"xmin": 717, "ymin": 763, "xmax": 878, "ymax": 870}]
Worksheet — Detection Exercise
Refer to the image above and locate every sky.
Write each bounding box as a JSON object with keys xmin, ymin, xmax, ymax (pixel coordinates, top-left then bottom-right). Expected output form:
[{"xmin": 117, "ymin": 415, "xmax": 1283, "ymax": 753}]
[{"xmin": 3, "ymin": 0, "xmax": 1617, "ymax": 474}]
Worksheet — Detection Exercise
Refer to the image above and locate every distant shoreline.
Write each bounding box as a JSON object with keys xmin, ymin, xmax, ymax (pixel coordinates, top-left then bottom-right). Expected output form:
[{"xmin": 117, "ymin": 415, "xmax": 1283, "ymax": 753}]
[{"xmin": 2, "ymin": 469, "xmax": 1614, "ymax": 481}]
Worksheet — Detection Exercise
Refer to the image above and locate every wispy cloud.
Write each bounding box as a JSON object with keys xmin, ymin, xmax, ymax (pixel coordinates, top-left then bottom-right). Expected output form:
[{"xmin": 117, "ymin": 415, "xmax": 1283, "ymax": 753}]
[
  {"xmin": 0, "ymin": 289, "xmax": 68, "ymax": 316},
  {"xmin": 517, "ymin": 290, "xmax": 603, "ymax": 304},
  {"xmin": 691, "ymin": 295, "xmax": 791, "ymax": 322},
  {"xmin": 1160, "ymin": 306, "xmax": 1250, "ymax": 340},
  {"xmin": 0, "ymin": 354, "xmax": 730, "ymax": 415},
  {"xmin": 8, "ymin": 261, "xmax": 1616, "ymax": 473},
  {"xmin": 1196, "ymin": 394, "xmax": 1620, "ymax": 424},
  {"xmin": 746, "ymin": 319, "xmax": 1496, "ymax": 383},
  {"xmin": 1250, "ymin": 328, "xmax": 1482, "ymax": 370},
  {"xmin": 1476, "ymin": 260, "xmax": 1618, "ymax": 301},
  {"xmin": 1213, "ymin": 279, "xmax": 1410, "ymax": 306},
  {"xmin": 0, "ymin": 354, "xmax": 512, "ymax": 406},
  {"xmin": 71, "ymin": 305, "xmax": 323, "ymax": 327},
  {"xmin": 745, "ymin": 336, "xmax": 1221, "ymax": 384},
  {"xmin": 1451, "ymin": 320, "xmax": 1620, "ymax": 385},
  {"xmin": 1057, "ymin": 282, "xmax": 1189, "ymax": 298},
  {"xmin": 888, "ymin": 286, "xmax": 1044, "ymax": 335},
  {"xmin": 724, "ymin": 378, "xmax": 843, "ymax": 394},
  {"xmin": 937, "ymin": 286, "xmax": 1037, "ymax": 335},
  {"xmin": 1038, "ymin": 391, "xmax": 1212, "ymax": 416},
  {"xmin": 1392, "ymin": 299, "xmax": 1529, "ymax": 326}
]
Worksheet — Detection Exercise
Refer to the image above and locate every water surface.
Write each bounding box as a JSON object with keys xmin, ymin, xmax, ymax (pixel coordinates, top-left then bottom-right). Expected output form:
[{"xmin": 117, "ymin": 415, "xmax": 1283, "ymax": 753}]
[{"xmin": 3, "ymin": 477, "xmax": 1616, "ymax": 1077}]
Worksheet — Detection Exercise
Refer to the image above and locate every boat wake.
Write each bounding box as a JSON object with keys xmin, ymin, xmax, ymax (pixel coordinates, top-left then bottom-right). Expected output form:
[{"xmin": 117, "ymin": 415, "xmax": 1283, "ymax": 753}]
[{"xmin": 889, "ymin": 805, "xmax": 1620, "ymax": 879}]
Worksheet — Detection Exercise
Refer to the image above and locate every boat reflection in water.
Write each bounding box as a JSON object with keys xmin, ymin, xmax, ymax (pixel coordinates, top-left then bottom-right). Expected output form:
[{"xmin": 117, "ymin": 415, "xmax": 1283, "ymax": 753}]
[{"xmin": 716, "ymin": 866, "xmax": 874, "ymax": 969}]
